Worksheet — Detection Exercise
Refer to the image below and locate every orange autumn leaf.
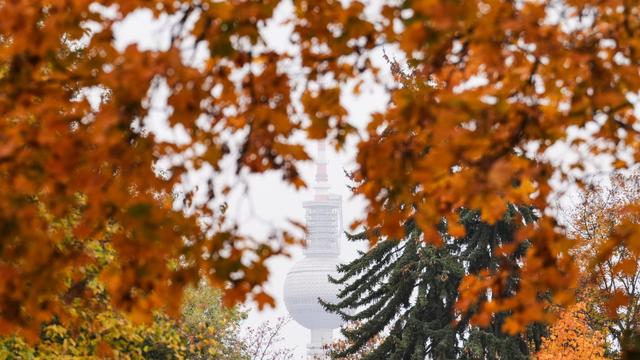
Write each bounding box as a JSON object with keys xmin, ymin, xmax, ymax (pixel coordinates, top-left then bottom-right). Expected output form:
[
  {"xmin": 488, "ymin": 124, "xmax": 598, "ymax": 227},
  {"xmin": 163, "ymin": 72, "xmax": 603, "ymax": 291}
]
[
  {"xmin": 607, "ymin": 290, "xmax": 630, "ymax": 319},
  {"xmin": 570, "ymin": 173, "xmax": 640, "ymax": 355},
  {"xmin": 254, "ymin": 292, "xmax": 276, "ymax": 310},
  {"xmin": 447, "ymin": 221, "xmax": 466, "ymax": 238},
  {"xmin": 96, "ymin": 341, "xmax": 114, "ymax": 358}
]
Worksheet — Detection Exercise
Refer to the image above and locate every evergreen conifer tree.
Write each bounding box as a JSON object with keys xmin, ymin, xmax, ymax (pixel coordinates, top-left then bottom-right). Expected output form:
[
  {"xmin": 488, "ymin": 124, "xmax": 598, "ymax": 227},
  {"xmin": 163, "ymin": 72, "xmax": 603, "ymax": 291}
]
[{"xmin": 322, "ymin": 205, "xmax": 545, "ymax": 359}]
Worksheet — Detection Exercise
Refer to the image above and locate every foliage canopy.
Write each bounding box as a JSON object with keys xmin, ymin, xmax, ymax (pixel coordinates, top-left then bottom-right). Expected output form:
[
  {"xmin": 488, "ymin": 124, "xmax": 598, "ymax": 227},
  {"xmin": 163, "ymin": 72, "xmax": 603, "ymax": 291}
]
[
  {"xmin": 0, "ymin": 285, "xmax": 247, "ymax": 359},
  {"xmin": 3, "ymin": 0, "xmax": 640, "ymax": 338}
]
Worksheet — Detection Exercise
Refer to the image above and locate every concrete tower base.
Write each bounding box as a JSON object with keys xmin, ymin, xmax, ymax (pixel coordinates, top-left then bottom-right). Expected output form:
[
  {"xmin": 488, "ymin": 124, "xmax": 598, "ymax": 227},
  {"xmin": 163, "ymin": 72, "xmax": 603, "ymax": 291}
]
[{"xmin": 307, "ymin": 329, "xmax": 333, "ymax": 359}]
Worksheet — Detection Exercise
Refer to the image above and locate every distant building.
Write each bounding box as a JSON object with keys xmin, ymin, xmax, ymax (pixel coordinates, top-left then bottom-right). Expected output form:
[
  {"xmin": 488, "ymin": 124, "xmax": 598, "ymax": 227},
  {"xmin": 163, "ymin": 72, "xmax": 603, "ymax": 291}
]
[{"xmin": 283, "ymin": 141, "xmax": 343, "ymax": 359}]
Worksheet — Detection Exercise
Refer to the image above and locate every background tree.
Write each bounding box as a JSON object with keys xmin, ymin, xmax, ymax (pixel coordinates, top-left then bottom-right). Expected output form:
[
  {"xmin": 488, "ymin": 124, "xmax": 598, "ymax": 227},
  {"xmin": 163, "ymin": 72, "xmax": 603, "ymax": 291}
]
[
  {"xmin": 0, "ymin": 281, "xmax": 297, "ymax": 359},
  {"xmin": 241, "ymin": 316, "xmax": 295, "ymax": 360},
  {"xmin": 535, "ymin": 301, "xmax": 608, "ymax": 360},
  {"xmin": 0, "ymin": 284, "xmax": 247, "ymax": 359},
  {"xmin": 567, "ymin": 171, "xmax": 640, "ymax": 357},
  {"xmin": 177, "ymin": 285, "xmax": 247, "ymax": 360},
  {"xmin": 323, "ymin": 206, "xmax": 544, "ymax": 359}
]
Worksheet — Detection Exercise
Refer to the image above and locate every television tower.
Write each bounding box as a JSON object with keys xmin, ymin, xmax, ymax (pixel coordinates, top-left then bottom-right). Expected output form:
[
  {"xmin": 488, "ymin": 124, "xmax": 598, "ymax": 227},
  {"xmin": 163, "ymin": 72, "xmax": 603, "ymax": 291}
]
[{"xmin": 283, "ymin": 141, "xmax": 343, "ymax": 359}]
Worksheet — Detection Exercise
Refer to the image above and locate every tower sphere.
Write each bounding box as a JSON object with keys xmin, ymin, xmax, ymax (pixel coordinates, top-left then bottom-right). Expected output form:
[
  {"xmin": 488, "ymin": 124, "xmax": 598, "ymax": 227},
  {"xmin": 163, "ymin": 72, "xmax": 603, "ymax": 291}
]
[{"xmin": 283, "ymin": 256, "xmax": 342, "ymax": 329}]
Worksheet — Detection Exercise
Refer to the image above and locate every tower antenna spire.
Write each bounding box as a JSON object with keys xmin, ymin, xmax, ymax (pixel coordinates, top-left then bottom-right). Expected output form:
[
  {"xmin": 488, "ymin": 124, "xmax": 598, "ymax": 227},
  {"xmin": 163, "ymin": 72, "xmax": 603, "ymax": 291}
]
[{"xmin": 314, "ymin": 140, "xmax": 330, "ymax": 200}]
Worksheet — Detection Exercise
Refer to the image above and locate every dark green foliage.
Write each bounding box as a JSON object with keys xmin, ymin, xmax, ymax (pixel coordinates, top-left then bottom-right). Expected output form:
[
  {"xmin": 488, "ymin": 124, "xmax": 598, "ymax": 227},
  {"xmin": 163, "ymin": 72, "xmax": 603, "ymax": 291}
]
[{"xmin": 323, "ymin": 205, "xmax": 545, "ymax": 359}]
